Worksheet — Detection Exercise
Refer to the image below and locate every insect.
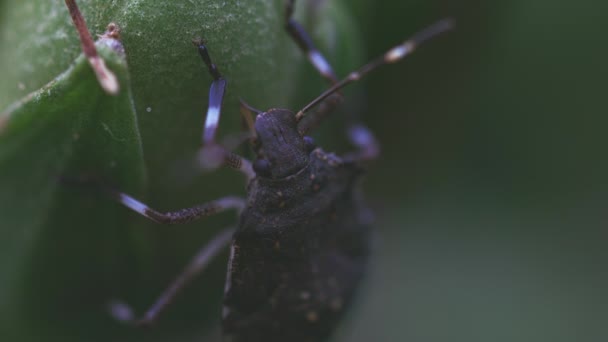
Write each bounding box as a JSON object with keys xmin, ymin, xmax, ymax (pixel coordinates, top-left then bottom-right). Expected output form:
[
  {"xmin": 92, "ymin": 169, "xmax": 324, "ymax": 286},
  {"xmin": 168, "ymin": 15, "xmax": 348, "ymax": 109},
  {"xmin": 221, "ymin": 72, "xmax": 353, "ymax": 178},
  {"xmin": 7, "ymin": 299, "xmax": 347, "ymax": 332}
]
[{"xmin": 65, "ymin": 0, "xmax": 452, "ymax": 341}]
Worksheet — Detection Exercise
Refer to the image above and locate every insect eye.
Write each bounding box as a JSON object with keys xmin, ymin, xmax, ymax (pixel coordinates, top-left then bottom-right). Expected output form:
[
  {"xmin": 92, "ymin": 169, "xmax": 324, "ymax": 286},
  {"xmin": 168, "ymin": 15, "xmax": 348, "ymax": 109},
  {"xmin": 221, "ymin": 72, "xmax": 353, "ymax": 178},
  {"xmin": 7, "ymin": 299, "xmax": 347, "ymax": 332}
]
[
  {"xmin": 253, "ymin": 158, "xmax": 272, "ymax": 177},
  {"xmin": 303, "ymin": 136, "xmax": 316, "ymax": 153}
]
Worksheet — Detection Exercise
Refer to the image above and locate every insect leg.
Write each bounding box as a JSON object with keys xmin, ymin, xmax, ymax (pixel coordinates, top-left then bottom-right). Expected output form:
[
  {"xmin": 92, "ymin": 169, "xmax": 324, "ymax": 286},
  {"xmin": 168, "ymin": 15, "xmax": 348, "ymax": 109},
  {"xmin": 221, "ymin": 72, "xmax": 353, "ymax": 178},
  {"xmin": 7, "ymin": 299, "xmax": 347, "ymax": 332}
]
[
  {"xmin": 285, "ymin": 0, "xmax": 339, "ymax": 84},
  {"xmin": 110, "ymin": 227, "xmax": 235, "ymax": 326},
  {"xmin": 113, "ymin": 190, "xmax": 245, "ymax": 224}
]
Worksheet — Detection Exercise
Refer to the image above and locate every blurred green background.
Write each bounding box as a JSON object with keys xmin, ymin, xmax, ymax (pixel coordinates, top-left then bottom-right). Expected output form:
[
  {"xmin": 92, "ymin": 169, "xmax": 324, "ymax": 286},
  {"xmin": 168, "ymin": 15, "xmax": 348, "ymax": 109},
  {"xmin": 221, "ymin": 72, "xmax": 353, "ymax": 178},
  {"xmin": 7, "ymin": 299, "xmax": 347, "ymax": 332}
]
[{"xmin": 1, "ymin": 0, "xmax": 607, "ymax": 341}]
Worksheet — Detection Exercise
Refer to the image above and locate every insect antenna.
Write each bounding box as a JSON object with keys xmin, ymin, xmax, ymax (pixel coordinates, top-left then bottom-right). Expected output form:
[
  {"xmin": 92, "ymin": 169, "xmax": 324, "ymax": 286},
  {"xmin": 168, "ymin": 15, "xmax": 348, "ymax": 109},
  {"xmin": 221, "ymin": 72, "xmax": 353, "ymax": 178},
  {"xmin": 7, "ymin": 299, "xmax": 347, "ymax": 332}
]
[
  {"xmin": 295, "ymin": 18, "xmax": 454, "ymax": 121},
  {"xmin": 193, "ymin": 39, "xmax": 255, "ymax": 180},
  {"xmin": 192, "ymin": 38, "xmax": 226, "ymax": 146}
]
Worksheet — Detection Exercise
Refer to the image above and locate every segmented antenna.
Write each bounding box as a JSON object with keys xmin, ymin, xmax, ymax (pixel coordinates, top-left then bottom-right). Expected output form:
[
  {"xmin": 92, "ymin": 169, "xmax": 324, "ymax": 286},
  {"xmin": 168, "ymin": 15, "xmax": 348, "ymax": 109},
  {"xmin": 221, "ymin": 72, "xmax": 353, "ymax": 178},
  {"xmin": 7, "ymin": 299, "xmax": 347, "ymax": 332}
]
[
  {"xmin": 295, "ymin": 19, "xmax": 454, "ymax": 121},
  {"xmin": 192, "ymin": 39, "xmax": 226, "ymax": 145}
]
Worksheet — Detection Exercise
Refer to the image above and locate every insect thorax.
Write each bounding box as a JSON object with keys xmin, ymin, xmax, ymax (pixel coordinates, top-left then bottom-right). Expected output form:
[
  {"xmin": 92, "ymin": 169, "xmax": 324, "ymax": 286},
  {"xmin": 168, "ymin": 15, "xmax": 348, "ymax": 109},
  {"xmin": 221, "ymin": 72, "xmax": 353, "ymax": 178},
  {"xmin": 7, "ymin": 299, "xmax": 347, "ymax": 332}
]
[{"xmin": 222, "ymin": 149, "xmax": 371, "ymax": 341}]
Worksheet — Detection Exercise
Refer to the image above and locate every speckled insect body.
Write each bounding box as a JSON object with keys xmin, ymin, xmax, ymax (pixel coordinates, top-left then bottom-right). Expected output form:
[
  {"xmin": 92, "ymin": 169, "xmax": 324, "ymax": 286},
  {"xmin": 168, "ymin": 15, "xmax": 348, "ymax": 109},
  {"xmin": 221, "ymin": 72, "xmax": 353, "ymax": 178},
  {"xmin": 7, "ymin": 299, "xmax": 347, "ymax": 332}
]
[
  {"xmin": 221, "ymin": 110, "xmax": 372, "ymax": 341},
  {"xmin": 64, "ymin": 0, "xmax": 453, "ymax": 340}
]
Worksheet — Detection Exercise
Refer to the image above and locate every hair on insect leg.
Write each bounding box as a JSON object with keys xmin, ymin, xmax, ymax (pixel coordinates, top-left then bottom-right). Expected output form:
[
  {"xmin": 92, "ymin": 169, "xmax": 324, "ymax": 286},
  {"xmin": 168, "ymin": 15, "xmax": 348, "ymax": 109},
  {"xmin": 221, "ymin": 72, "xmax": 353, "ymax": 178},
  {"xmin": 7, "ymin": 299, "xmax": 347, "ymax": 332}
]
[{"xmin": 109, "ymin": 227, "xmax": 235, "ymax": 326}]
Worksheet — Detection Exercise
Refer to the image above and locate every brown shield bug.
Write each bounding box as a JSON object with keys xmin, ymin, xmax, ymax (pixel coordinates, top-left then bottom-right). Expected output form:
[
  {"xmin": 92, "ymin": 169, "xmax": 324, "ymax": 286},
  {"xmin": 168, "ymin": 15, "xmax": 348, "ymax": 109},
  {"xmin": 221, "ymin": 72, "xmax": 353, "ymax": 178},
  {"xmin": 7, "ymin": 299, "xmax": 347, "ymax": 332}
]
[{"xmin": 65, "ymin": 0, "xmax": 453, "ymax": 340}]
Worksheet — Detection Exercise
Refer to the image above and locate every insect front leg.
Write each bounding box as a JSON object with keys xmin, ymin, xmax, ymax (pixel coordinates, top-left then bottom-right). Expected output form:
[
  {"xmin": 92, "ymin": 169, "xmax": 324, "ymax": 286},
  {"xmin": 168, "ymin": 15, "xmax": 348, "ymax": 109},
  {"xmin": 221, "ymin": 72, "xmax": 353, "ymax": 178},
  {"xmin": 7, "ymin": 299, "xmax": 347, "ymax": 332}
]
[
  {"xmin": 110, "ymin": 227, "xmax": 235, "ymax": 326},
  {"xmin": 113, "ymin": 190, "xmax": 244, "ymax": 224},
  {"xmin": 192, "ymin": 40, "xmax": 255, "ymax": 180}
]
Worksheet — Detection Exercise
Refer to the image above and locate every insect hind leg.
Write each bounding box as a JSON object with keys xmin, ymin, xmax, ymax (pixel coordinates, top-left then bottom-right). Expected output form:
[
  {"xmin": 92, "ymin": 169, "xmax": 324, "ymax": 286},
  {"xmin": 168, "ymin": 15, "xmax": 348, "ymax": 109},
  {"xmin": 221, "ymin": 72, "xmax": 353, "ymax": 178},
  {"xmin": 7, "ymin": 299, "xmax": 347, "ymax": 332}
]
[{"xmin": 109, "ymin": 227, "xmax": 235, "ymax": 326}]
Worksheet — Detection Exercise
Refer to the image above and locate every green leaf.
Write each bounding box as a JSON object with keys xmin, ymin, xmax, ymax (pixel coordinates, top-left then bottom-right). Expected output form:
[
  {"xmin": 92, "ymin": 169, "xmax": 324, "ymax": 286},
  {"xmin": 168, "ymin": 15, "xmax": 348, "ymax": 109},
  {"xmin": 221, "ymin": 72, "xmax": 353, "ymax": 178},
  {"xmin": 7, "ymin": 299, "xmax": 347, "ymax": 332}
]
[
  {"xmin": 0, "ymin": 1, "xmax": 363, "ymax": 341},
  {"xmin": 0, "ymin": 41, "xmax": 145, "ymax": 340},
  {"xmin": 0, "ymin": 1, "xmax": 302, "ymax": 202}
]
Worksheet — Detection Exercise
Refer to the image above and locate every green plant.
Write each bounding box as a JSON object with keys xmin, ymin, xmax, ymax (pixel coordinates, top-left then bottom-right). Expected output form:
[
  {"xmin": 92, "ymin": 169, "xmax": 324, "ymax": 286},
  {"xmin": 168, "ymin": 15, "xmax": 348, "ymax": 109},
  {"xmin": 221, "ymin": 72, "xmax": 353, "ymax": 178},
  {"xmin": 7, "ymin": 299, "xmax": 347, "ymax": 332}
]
[{"xmin": 0, "ymin": 1, "xmax": 362, "ymax": 340}]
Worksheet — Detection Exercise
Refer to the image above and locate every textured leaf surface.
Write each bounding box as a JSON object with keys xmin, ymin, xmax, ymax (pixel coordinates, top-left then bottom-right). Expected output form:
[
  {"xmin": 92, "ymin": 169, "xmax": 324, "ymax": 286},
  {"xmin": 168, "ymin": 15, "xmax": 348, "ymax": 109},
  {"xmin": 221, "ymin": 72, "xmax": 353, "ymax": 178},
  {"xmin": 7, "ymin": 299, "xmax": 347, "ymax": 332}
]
[
  {"xmin": 0, "ymin": 42, "xmax": 144, "ymax": 340},
  {"xmin": 0, "ymin": 1, "xmax": 362, "ymax": 341}
]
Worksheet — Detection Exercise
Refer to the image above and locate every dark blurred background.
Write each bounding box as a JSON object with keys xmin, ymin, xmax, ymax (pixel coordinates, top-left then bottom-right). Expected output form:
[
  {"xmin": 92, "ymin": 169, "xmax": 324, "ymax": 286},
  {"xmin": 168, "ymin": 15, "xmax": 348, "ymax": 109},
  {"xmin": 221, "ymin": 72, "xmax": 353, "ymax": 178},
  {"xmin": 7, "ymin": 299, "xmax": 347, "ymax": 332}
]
[
  {"xmin": 2, "ymin": 0, "xmax": 608, "ymax": 341},
  {"xmin": 340, "ymin": 0, "xmax": 608, "ymax": 341}
]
